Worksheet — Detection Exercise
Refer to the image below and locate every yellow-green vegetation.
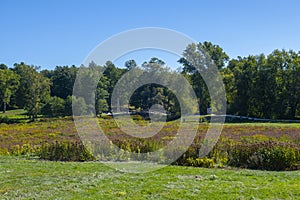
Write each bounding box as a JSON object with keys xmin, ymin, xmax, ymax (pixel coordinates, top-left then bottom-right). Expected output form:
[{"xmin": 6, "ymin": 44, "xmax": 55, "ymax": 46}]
[
  {"xmin": 0, "ymin": 109, "xmax": 26, "ymax": 118},
  {"xmin": 0, "ymin": 156, "xmax": 299, "ymax": 199},
  {"xmin": 0, "ymin": 109, "xmax": 28, "ymax": 123},
  {"xmin": 0, "ymin": 115, "xmax": 299, "ymax": 198},
  {"xmin": 0, "ymin": 117, "xmax": 78, "ymax": 154},
  {"xmin": 0, "ymin": 116, "xmax": 299, "ymax": 170}
]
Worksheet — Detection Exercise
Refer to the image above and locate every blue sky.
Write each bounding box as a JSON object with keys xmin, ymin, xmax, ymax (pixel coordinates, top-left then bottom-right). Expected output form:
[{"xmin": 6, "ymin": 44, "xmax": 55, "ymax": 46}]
[{"xmin": 1, "ymin": 0, "xmax": 300, "ymax": 69}]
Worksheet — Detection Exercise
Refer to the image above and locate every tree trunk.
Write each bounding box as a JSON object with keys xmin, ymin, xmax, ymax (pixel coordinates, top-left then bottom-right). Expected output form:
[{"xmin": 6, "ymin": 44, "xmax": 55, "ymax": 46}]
[
  {"xmin": 30, "ymin": 115, "xmax": 35, "ymax": 122},
  {"xmin": 3, "ymin": 102, "xmax": 6, "ymax": 113},
  {"xmin": 291, "ymin": 102, "xmax": 298, "ymax": 119}
]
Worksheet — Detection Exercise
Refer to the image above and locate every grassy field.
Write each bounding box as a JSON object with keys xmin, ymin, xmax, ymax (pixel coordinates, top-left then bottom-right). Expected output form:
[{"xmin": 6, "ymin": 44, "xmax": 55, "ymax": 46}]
[
  {"xmin": 0, "ymin": 156, "xmax": 299, "ymax": 200},
  {"xmin": 0, "ymin": 110, "xmax": 299, "ymax": 199},
  {"xmin": 0, "ymin": 109, "xmax": 29, "ymax": 121},
  {"xmin": 0, "ymin": 115, "xmax": 299, "ymax": 152}
]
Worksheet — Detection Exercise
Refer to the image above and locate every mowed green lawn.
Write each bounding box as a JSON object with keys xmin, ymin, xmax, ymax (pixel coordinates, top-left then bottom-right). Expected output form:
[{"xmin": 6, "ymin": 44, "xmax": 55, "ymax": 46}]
[{"xmin": 0, "ymin": 156, "xmax": 299, "ymax": 200}]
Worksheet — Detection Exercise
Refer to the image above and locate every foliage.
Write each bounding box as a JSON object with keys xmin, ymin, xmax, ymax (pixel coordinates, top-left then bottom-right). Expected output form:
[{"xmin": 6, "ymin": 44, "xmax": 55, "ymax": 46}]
[
  {"xmin": 41, "ymin": 96, "xmax": 65, "ymax": 117},
  {"xmin": 13, "ymin": 62, "xmax": 50, "ymax": 120},
  {"xmin": 0, "ymin": 68, "xmax": 20, "ymax": 113},
  {"xmin": 10, "ymin": 144, "xmax": 37, "ymax": 156},
  {"xmin": 39, "ymin": 141, "xmax": 94, "ymax": 161},
  {"xmin": 186, "ymin": 157, "xmax": 215, "ymax": 168},
  {"xmin": 1, "ymin": 42, "xmax": 300, "ymax": 120},
  {"xmin": 0, "ymin": 116, "xmax": 299, "ymax": 171},
  {"xmin": 47, "ymin": 65, "xmax": 78, "ymax": 99},
  {"xmin": 179, "ymin": 42, "xmax": 227, "ymax": 114},
  {"xmin": 71, "ymin": 96, "xmax": 88, "ymax": 116},
  {"xmin": 225, "ymin": 51, "xmax": 300, "ymax": 119},
  {"xmin": 228, "ymin": 141, "xmax": 300, "ymax": 170}
]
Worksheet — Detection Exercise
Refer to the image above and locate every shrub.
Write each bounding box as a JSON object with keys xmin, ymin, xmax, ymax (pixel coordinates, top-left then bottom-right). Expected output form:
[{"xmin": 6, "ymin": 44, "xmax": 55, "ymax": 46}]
[
  {"xmin": 228, "ymin": 141, "xmax": 300, "ymax": 171},
  {"xmin": 169, "ymin": 144, "xmax": 199, "ymax": 166},
  {"xmin": 186, "ymin": 157, "xmax": 215, "ymax": 168},
  {"xmin": 0, "ymin": 148, "xmax": 9, "ymax": 155},
  {"xmin": 96, "ymin": 99, "xmax": 109, "ymax": 116},
  {"xmin": 39, "ymin": 141, "xmax": 94, "ymax": 162},
  {"xmin": 100, "ymin": 114, "xmax": 113, "ymax": 119},
  {"xmin": 207, "ymin": 142, "xmax": 230, "ymax": 167},
  {"xmin": 10, "ymin": 144, "xmax": 37, "ymax": 156}
]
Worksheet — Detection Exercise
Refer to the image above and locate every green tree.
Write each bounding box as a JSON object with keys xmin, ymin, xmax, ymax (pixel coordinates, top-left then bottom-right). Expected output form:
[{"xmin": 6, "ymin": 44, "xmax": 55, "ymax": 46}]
[
  {"xmin": 199, "ymin": 41, "xmax": 229, "ymax": 69},
  {"xmin": 291, "ymin": 55, "xmax": 300, "ymax": 118},
  {"xmin": 96, "ymin": 99, "xmax": 109, "ymax": 116},
  {"xmin": 96, "ymin": 75, "xmax": 109, "ymax": 115},
  {"xmin": 0, "ymin": 68, "xmax": 20, "ymax": 113},
  {"xmin": 103, "ymin": 61, "xmax": 126, "ymax": 111},
  {"xmin": 0, "ymin": 64, "xmax": 8, "ymax": 70},
  {"xmin": 179, "ymin": 42, "xmax": 228, "ymax": 114},
  {"xmin": 267, "ymin": 50, "xmax": 300, "ymax": 119},
  {"xmin": 13, "ymin": 63, "xmax": 50, "ymax": 120},
  {"xmin": 125, "ymin": 59, "xmax": 137, "ymax": 70},
  {"xmin": 41, "ymin": 96, "xmax": 65, "ymax": 117},
  {"xmin": 228, "ymin": 56, "xmax": 259, "ymax": 116},
  {"xmin": 73, "ymin": 62, "xmax": 106, "ymax": 115},
  {"xmin": 127, "ymin": 58, "xmax": 196, "ymax": 120},
  {"xmin": 72, "ymin": 96, "xmax": 88, "ymax": 116},
  {"xmin": 220, "ymin": 67, "xmax": 235, "ymax": 112},
  {"xmin": 64, "ymin": 95, "xmax": 73, "ymax": 116},
  {"xmin": 50, "ymin": 65, "xmax": 78, "ymax": 99}
]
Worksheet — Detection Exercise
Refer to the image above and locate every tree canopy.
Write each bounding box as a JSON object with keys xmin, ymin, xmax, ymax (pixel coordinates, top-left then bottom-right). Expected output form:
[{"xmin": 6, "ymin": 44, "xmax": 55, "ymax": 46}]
[{"xmin": 0, "ymin": 42, "xmax": 299, "ymax": 120}]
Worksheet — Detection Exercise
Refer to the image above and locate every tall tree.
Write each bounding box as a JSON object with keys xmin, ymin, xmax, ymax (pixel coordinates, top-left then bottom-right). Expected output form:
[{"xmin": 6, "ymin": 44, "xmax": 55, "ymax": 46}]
[
  {"xmin": 199, "ymin": 41, "xmax": 229, "ymax": 69},
  {"xmin": 96, "ymin": 75, "xmax": 109, "ymax": 115},
  {"xmin": 0, "ymin": 64, "xmax": 8, "ymax": 70},
  {"xmin": 179, "ymin": 42, "xmax": 229, "ymax": 114},
  {"xmin": 103, "ymin": 61, "xmax": 126, "ymax": 111},
  {"xmin": 0, "ymin": 68, "xmax": 20, "ymax": 112},
  {"xmin": 228, "ymin": 56, "xmax": 258, "ymax": 116},
  {"xmin": 13, "ymin": 63, "xmax": 50, "ymax": 120},
  {"xmin": 50, "ymin": 65, "xmax": 78, "ymax": 99},
  {"xmin": 125, "ymin": 59, "xmax": 137, "ymax": 70}
]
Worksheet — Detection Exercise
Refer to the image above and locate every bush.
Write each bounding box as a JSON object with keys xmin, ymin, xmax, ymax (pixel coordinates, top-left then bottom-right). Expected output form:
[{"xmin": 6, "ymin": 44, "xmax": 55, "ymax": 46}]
[
  {"xmin": 228, "ymin": 141, "xmax": 300, "ymax": 171},
  {"xmin": 100, "ymin": 114, "xmax": 113, "ymax": 119},
  {"xmin": 169, "ymin": 144, "xmax": 199, "ymax": 166},
  {"xmin": 10, "ymin": 144, "xmax": 37, "ymax": 156},
  {"xmin": 186, "ymin": 157, "xmax": 215, "ymax": 168},
  {"xmin": 39, "ymin": 141, "xmax": 94, "ymax": 162},
  {"xmin": 0, "ymin": 148, "xmax": 9, "ymax": 155}
]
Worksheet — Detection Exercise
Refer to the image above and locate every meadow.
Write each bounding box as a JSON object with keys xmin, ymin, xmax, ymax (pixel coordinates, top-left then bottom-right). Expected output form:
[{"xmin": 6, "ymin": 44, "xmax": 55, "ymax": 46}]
[
  {"xmin": 0, "ymin": 110, "xmax": 299, "ymax": 168},
  {"xmin": 0, "ymin": 110, "xmax": 300, "ymax": 199}
]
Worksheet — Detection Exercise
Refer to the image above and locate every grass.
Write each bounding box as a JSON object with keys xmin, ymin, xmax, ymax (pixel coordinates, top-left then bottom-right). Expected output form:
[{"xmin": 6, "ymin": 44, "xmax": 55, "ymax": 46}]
[
  {"xmin": 0, "ymin": 117, "xmax": 78, "ymax": 151},
  {"xmin": 0, "ymin": 156, "xmax": 299, "ymax": 199},
  {"xmin": 0, "ymin": 109, "xmax": 27, "ymax": 119},
  {"xmin": 0, "ymin": 115, "xmax": 299, "ymax": 198},
  {"xmin": 0, "ymin": 109, "xmax": 26, "ymax": 116},
  {"xmin": 0, "ymin": 117, "xmax": 299, "ymax": 157}
]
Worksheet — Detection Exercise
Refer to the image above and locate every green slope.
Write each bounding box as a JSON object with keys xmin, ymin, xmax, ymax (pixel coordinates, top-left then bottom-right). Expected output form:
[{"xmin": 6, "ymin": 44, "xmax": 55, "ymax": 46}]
[{"xmin": 0, "ymin": 156, "xmax": 299, "ymax": 199}]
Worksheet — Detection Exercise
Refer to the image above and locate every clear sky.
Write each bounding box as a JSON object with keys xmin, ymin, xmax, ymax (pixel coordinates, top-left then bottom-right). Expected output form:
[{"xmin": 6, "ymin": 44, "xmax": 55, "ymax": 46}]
[{"xmin": 1, "ymin": 0, "xmax": 300, "ymax": 69}]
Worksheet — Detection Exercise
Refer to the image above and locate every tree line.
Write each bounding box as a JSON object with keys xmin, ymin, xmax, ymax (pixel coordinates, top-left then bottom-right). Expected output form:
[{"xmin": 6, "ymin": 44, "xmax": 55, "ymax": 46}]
[{"xmin": 0, "ymin": 42, "xmax": 299, "ymax": 120}]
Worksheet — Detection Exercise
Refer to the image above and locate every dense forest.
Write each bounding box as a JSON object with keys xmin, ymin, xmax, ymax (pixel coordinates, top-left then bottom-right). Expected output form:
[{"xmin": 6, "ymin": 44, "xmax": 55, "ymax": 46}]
[{"xmin": 0, "ymin": 41, "xmax": 300, "ymax": 120}]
